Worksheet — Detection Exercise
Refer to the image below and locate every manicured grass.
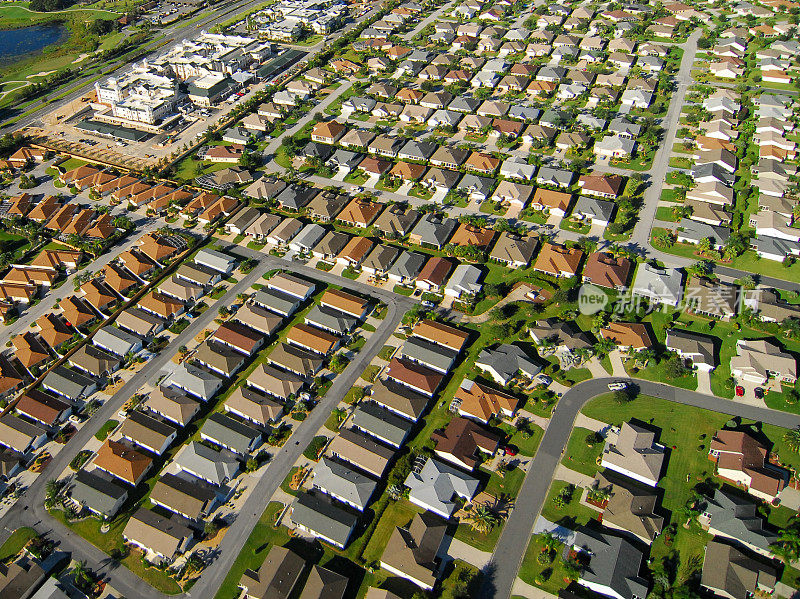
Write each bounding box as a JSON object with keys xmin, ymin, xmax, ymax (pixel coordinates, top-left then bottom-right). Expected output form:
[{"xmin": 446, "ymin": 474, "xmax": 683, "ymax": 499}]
[
  {"xmin": 377, "ymin": 345, "xmax": 396, "ymax": 361},
  {"xmin": 0, "ymin": 527, "xmax": 36, "ymax": 561},
  {"xmin": 561, "ymin": 427, "xmax": 604, "ymax": 477},
  {"xmin": 361, "ymin": 498, "xmax": 420, "ymax": 565},
  {"xmin": 279, "ymin": 467, "xmax": 303, "ymax": 496},
  {"xmin": 213, "ymin": 502, "xmax": 288, "ymax": 599},
  {"xmin": 503, "ymin": 423, "xmax": 544, "ymax": 457},
  {"xmin": 454, "ymin": 517, "xmax": 503, "ymax": 552},
  {"xmin": 94, "ymin": 419, "xmax": 118, "ymax": 441},
  {"xmin": 342, "ymin": 267, "xmax": 360, "ymax": 280},
  {"xmin": 49, "ymin": 510, "xmax": 182, "ymax": 594},
  {"xmin": 360, "ymin": 364, "xmax": 380, "ymax": 382},
  {"xmin": 540, "ymin": 480, "xmax": 599, "ymax": 529},
  {"xmin": 655, "ymin": 206, "xmax": 680, "ymax": 222},
  {"xmin": 518, "ymin": 534, "xmax": 571, "ymax": 592},
  {"xmin": 626, "ymin": 358, "xmax": 698, "ymax": 390},
  {"xmin": 556, "ymin": 367, "xmax": 592, "ymax": 387},
  {"xmin": 392, "ymin": 284, "xmax": 414, "ymax": 296}
]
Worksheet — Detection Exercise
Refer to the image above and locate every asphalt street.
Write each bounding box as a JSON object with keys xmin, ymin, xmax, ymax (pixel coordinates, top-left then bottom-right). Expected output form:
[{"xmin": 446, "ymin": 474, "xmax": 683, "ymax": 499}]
[
  {"xmin": 0, "ymin": 259, "xmax": 275, "ymax": 591},
  {"xmin": 3, "ymin": 250, "xmax": 413, "ymax": 599},
  {"xmin": 480, "ymin": 376, "xmax": 800, "ymax": 599}
]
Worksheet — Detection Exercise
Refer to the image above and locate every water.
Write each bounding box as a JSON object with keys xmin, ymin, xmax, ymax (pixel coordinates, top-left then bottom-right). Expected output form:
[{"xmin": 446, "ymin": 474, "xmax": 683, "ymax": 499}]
[{"xmin": 0, "ymin": 23, "xmax": 68, "ymax": 64}]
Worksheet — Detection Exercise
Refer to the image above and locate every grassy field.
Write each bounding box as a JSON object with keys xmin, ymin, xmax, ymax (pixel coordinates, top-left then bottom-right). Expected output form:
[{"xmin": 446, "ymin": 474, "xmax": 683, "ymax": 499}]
[{"xmin": 560, "ymin": 427, "xmax": 604, "ymax": 477}]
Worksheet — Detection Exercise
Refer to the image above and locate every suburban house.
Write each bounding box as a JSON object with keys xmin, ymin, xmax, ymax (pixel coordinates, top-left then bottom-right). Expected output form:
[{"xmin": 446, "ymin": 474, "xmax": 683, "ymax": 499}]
[
  {"xmin": 475, "ymin": 344, "xmax": 541, "ymax": 386},
  {"xmin": 582, "ymin": 252, "xmax": 632, "ymax": 290},
  {"xmin": 386, "ymin": 357, "xmax": 444, "ymax": 398},
  {"xmin": 118, "ymin": 410, "xmax": 177, "ymax": 456},
  {"xmin": 352, "ymin": 401, "xmax": 413, "ymax": 449},
  {"xmin": 685, "ymin": 277, "xmax": 738, "ymax": 321},
  {"xmin": 432, "ymin": 417, "xmax": 500, "ymax": 471},
  {"xmin": 593, "ymin": 471, "xmax": 664, "ymax": 545},
  {"xmin": 699, "ymin": 488, "xmax": 776, "ymax": 557},
  {"xmin": 144, "ymin": 386, "xmax": 201, "ymax": 428},
  {"xmin": 701, "ymin": 540, "xmax": 777, "ymax": 599},
  {"xmin": 173, "ymin": 441, "xmax": 239, "ymax": 487},
  {"xmin": 665, "ymin": 329, "xmax": 716, "ymax": 372},
  {"xmin": 93, "ymin": 439, "xmax": 153, "ymax": 486},
  {"xmin": 68, "ymin": 469, "xmax": 128, "ymax": 519},
  {"xmin": 489, "ymin": 233, "xmax": 538, "ymax": 269},
  {"xmin": 730, "ymin": 339, "xmax": 797, "ymax": 385},
  {"xmin": 404, "ymin": 456, "xmax": 479, "ymax": 518},
  {"xmin": 601, "ymin": 422, "xmax": 666, "ymax": 487},
  {"xmin": 453, "ymin": 379, "xmax": 519, "ymax": 424},
  {"xmin": 325, "ymin": 428, "xmax": 395, "ymax": 479},
  {"xmin": 415, "ymin": 257, "xmax": 454, "ymax": 293},
  {"xmin": 571, "ymin": 526, "xmax": 649, "ymax": 599},
  {"xmin": 290, "ymin": 492, "xmax": 358, "ymax": 549},
  {"xmin": 122, "ymin": 508, "xmax": 192, "ymax": 564},
  {"xmin": 599, "ymin": 322, "xmax": 652, "ymax": 352},
  {"xmin": 150, "ymin": 473, "xmax": 217, "ymax": 523},
  {"xmin": 709, "ymin": 430, "xmax": 786, "ymax": 502},
  {"xmin": 533, "ymin": 243, "xmax": 583, "ymax": 278},
  {"xmin": 312, "ymin": 457, "xmax": 378, "ymax": 512},
  {"xmin": 369, "ymin": 378, "xmax": 429, "ymax": 422},
  {"xmin": 238, "ymin": 546, "xmax": 305, "ymax": 599},
  {"xmin": 379, "ymin": 512, "xmax": 447, "ymax": 591},
  {"xmin": 631, "ymin": 264, "xmax": 684, "ymax": 307}
]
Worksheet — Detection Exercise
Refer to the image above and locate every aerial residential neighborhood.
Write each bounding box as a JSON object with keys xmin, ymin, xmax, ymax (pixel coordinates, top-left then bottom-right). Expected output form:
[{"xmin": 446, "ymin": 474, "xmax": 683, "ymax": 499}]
[{"xmin": 0, "ymin": 0, "xmax": 799, "ymax": 598}]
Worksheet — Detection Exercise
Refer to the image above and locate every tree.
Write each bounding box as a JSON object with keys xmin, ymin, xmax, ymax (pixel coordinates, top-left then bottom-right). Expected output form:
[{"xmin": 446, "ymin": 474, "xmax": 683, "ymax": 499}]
[
  {"xmin": 245, "ymin": 458, "xmax": 258, "ymax": 472},
  {"xmin": 783, "ymin": 427, "xmax": 800, "ymax": 453},
  {"xmin": 465, "ymin": 504, "xmax": 499, "ymax": 534},
  {"xmin": 72, "ymin": 560, "xmax": 92, "ymax": 589}
]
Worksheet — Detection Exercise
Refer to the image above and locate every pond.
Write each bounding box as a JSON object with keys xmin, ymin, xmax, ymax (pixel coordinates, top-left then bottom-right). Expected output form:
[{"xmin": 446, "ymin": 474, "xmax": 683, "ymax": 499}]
[{"xmin": 0, "ymin": 23, "xmax": 68, "ymax": 64}]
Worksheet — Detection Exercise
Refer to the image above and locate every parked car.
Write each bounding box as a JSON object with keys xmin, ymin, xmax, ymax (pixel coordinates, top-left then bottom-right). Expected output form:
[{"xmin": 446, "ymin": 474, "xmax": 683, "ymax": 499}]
[
  {"xmin": 735, "ymin": 385, "xmax": 745, "ymax": 397},
  {"xmin": 500, "ymin": 445, "xmax": 518, "ymax": 457},
  {"xmin": 754, "ymin": 387, "xmax": 764, "ymax": 399},
  {"xmin": 608, "ymin": 381, "xmax": 628, "ymax": 391}
]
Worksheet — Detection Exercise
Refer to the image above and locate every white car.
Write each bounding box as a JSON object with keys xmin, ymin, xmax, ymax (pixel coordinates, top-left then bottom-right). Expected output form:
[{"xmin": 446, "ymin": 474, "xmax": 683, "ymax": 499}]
[{"xmin": 608, "ymin": 381, "xmax": 628, "ymax": 391}]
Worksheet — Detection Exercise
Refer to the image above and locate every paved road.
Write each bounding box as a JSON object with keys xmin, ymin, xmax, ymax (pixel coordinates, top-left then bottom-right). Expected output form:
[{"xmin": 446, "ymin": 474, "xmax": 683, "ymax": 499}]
[
  {"xmin": 9, "ymin": 0, "xmax": 274, "ymax": 131},
  {"xmin": 264, "ymin": 81, "xmax": 354, "ymax": 160},
  {"xmin": 480, "ymin": 376, "xmax": 800, "ymax": 599},
  {"xmin": 3, "ymin": 249, "xmax": 414, "ymax": 599},
  {"xmin": 0, "ymin": 259, "xmax": 275, "ymax": 594},
  {"xmin": 628, "ymin": 29, "xmax": 701, "ymax": 253}
]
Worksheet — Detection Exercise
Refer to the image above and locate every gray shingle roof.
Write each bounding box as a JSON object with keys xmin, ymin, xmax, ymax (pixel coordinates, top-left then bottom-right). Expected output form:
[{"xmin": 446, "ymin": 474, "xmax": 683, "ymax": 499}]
[{"xmin": 312, "ymin": 457, "xmax": 377, "ymax": 511}]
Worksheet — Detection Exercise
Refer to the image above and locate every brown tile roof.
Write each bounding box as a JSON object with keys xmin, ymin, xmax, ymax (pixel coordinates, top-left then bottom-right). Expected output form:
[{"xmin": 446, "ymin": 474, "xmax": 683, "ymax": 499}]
[
  {"xmin": 432, "ymin": 416, "xmax": 500, "ymax": 469},
  {"xmin": 85, "ymin": 213, "xmax": 116, "ymax": 239},
  {"xmin": 386, "ymin": 357, "xmax": 444, "ymax": 395},
  {"xmin": 533, "ymin": 243, "xmax": 583, "ymax": 276},
  {"xmin": 532, "ymin": 188, "xmax": 572, "ymax": 212},
  {"xmin": 582, "ymin": 252, "xmax": 632, "ymax": 289},
  {"xmin": 412, "ymin": 319, "xmax": 469, "ymax": 352},
  {"xmin": 118, "ymin": 248, "xmax": 158, "ymax": 276},
  {"xmin": 12, "ymin": 332, "xmax": 50, "ymax": 369},
  {"xmin": 212, "ymin": 322, "xmax": 264, "ymax": 355},
  {"xmin": 15, "ymin": 390, "xmax": 69, "ymax": 426},
  {"xmin": 599, "ymin": 322, "xmax": 652, "ymax": 350},
  {"xmin": 60, "ymin": 295, "xmax": 98, "ymax": 329},
  {"xmin": 338, "ymin": 236, "xmax": 374, "ymax": 264},
  {"xmin": 320, "ymin": 289, "xmax": 368, "ymax": 317},
  {"xmin": 338, "ymin": 198, "xmax": 384, "ymax": 228},
  {"xmin": 4, "ymin": 266, "xmax": 56, "ymax": 286},
  {"xmin": 417, "ymin": 256, "xmax": 454, "ymax": 287},
  {"xmin": 102, "ymin": 262, "xmax": 138, "ymax": 294},
  {"xmin": 286, "ymin": 323, "xmax": 339, "ymax": 355},
  {"xmin": 138, "ymin": 233, "xmax": 178, "ymax": 263},
  {"xmin": 449, "ymin": 223, "xmax": 495, "ymax": 248},
  {"xmin": 93, "ymin": 440, "xmax": 152, "ymax": 485},
  {"xmin": 27, "ymin": 196, "xmax": 60, "ymax": 222},
  {"xmin": 80, "ymin": 278, "xmax": 118, "ymax": 311},
  {"xmin": 453, "ymin": 379, "xmax": 518, "ymax": 422},
  {"xmin": 140, "ymin": 292, "xmax": 184, "ymax": 320},
  {"xmin": 36, "ymin": 313, "xmax": 73, "ymax": 348},
  {"xmin": 390, "ymin": 161, "xmax": 426, "ymax": 181},
  {"xmin": 710, "ymin": 430, "xmax": 785, "ymax": 497},
  {"xmin": 579, "ymin": 173, "xmax": 626, "ymax": 197},
  {"xmin": 30, "ymin": 249, "xmax": 82, "ymax": 270}
]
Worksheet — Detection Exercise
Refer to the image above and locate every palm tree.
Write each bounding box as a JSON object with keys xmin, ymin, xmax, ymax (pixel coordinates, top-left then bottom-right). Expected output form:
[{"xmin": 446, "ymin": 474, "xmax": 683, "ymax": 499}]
[
  {"xmin": 72, "ymin": 560, "xmax": 91, "ymax": 588},
  {"xmin": 45, "ymin": 479, "xmax": 61, "ymax": 500},
  {"xmin": 772, "ymin": 525, "xmax": 800, "ymax": 563},
  {"xmin": 465, "ymin": 504, "xmax": 499, "ymax": 534},
  {"xmin": 783, "ymin": 427, "xmax": 800, "ymax": 454}
]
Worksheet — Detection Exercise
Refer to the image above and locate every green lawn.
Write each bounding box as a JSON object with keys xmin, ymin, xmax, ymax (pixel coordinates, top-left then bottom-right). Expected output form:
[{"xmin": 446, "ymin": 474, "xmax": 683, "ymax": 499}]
[
  {"xmin": 94, "ymin": 419, "xmax": 118, "ymax": 441},
  {"xmin": 540, "ymin": 480, "xmax": 599, "ymax": 529},
  {"xmin": 49, "ymin": 509, "xmax": 182, "ymax": 594},
  {"xmin": 561, "ymin": 427, "xmax": 604, "ymax": 477},
  {"xmin": 626, "ymin": 357, "xmax": 698, "ymax": 390},
  {"xmin": 361, "ymin": 498, "xmax": 420, "ymax": 565},
  {"xmin": 214, "ymin": 502, "xmax": 289, "ymax": 599},
  {"xmin": 518, "ymin": 534, "xmax": 571, "ymax": 592},
  {"xmin": 0, "ymin": 527, "xmax": 36, "ymax": 561}
]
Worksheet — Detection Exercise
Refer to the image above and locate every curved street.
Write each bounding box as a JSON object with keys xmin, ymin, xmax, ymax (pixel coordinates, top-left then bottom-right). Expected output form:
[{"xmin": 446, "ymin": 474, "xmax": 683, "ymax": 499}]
[{"xmin": 479, "ymin": 376, "xmax": 800, "ymax": 599}]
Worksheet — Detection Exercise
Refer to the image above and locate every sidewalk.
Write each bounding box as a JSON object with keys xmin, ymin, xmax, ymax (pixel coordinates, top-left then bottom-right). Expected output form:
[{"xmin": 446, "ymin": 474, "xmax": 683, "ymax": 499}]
[
  {"xmin": 553, "ymin": 464, "xmax": 596, "ymax": 488},
  {"xmin": 512, "ymin": 577, "xmax": 559, "ymax": 599}
]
